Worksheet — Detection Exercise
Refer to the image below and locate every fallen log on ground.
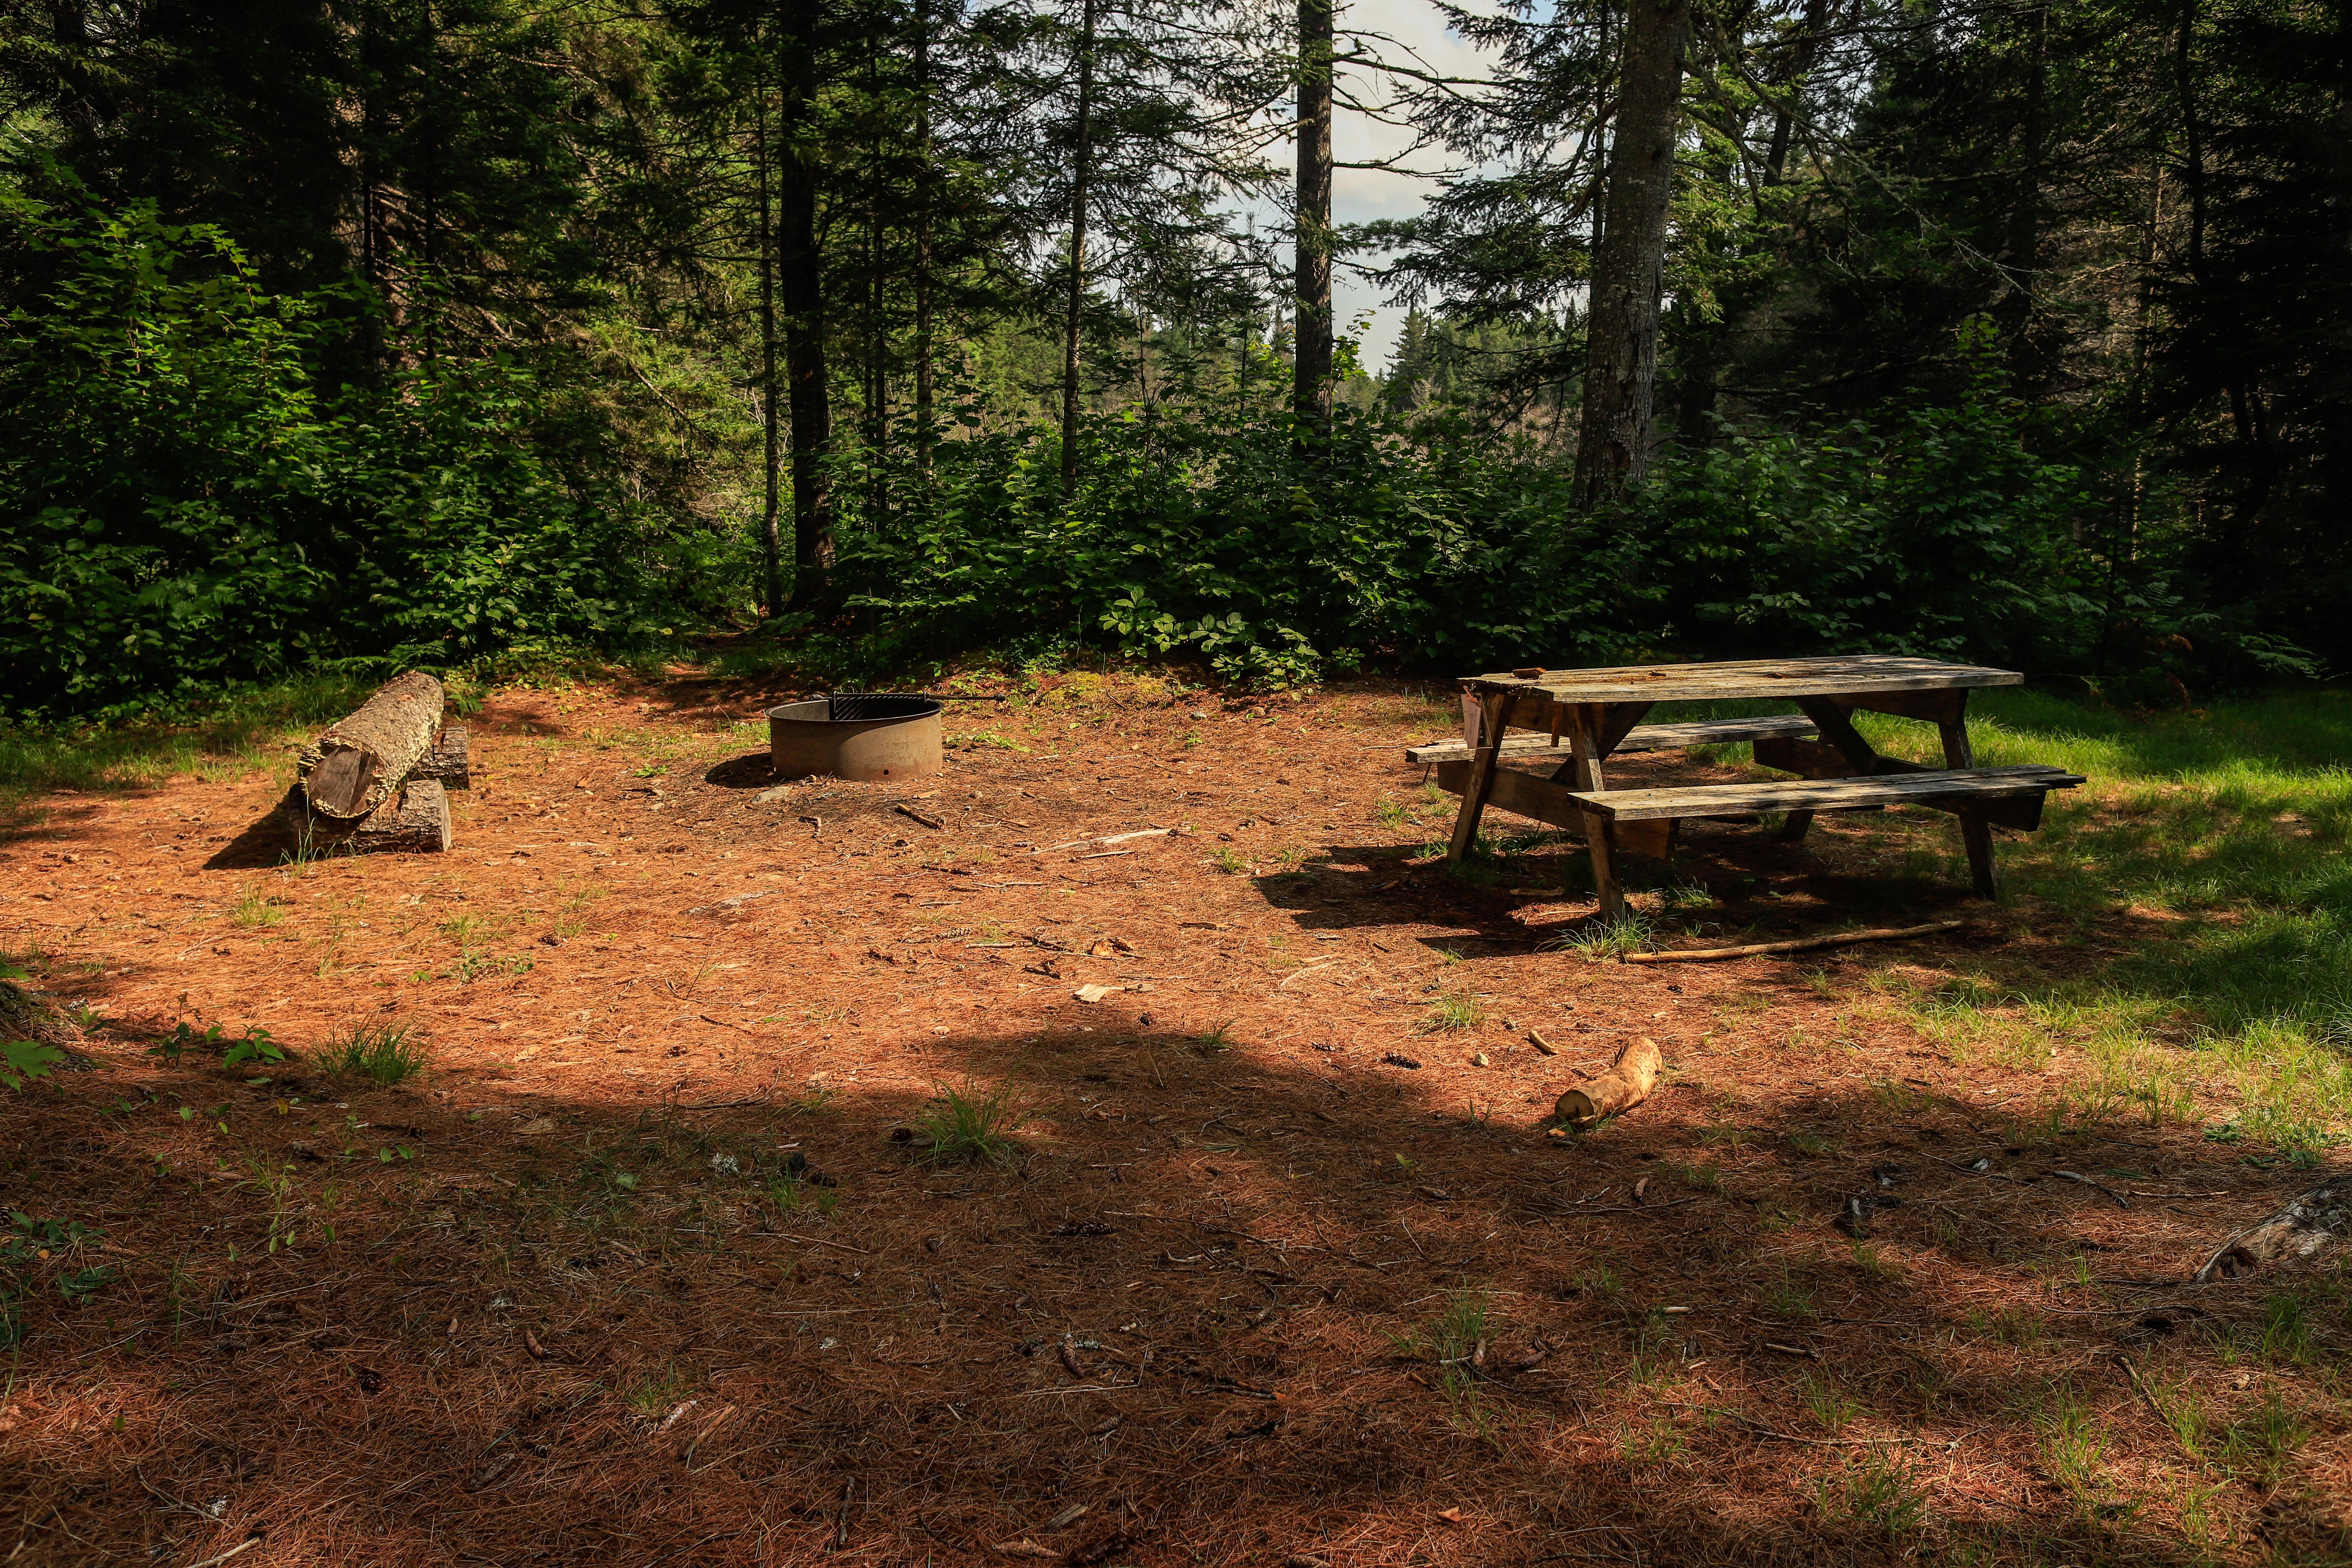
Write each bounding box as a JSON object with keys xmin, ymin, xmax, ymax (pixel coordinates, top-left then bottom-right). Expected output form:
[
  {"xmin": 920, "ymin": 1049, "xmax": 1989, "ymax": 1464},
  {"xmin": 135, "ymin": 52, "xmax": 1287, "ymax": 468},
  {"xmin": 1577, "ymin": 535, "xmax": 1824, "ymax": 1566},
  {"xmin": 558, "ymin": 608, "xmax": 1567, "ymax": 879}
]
[
  {"xmin": 1553, "ymin": 1036, "xmax": 1662, "ymax": 1127},
  {"xmin": 298, "ymin": 671, "xmax": 444, "ymax": 819},
  {"xmin": 2193, "ymin": 1172, "xmax": 2352, "ymax": 1283},
  {"xmin": 279, "ymin": 777, "xmax": 452, "ymax": 855},
  {"xmin": 1622, "ymin": 920, "xmax": 1967, "ymax": 963}
]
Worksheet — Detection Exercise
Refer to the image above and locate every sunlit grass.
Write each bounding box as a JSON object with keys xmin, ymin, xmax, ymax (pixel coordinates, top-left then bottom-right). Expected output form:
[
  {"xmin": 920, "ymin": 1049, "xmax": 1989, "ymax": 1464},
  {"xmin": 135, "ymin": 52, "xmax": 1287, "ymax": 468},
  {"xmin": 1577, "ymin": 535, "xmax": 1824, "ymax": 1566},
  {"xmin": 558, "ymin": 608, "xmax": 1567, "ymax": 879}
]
[{"xmin": 1808, "ymin": 686, "xmax": 2352, "ymax": 1159}]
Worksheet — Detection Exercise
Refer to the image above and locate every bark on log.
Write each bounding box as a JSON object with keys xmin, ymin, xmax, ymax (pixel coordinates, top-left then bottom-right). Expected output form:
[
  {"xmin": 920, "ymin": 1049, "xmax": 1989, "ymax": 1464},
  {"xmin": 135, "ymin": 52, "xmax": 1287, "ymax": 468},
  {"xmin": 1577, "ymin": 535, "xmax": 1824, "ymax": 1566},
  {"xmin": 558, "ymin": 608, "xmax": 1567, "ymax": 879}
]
[
  {"xmin": 410, "ymin": 724, "xmax": 471, "ymax": 789},
  {"xmin": 1553, "ymin": 1036, "xmax": 1663, "ymax": 1127},
  {"xmin": 277, "ymin": 777, "xmax": 452, "ymax": 854},
  {"xmin": 298, "ymin": 672, "xmax": 445, "ymax": 819},
  {"xmin": 2193, "ymin": 1173, "xmax": 2352, "ymax": 1283}
]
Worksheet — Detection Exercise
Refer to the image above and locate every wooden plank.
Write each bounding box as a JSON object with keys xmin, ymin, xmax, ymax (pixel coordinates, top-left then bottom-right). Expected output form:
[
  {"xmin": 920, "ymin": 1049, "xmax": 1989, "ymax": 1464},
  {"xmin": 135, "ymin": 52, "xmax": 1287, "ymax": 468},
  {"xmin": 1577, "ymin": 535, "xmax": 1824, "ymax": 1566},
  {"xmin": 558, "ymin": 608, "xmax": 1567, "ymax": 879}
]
[
  {"xmin": 1752, "ymin": 733, "xmax": 2043, "ymax": 828},
  {"xmin": 1568, "ymin": 765, "xmax": 2085, "ymax": 822},
  {"xmin": 1461, "ymin": 654, "xmax": 2023, "ymax": 706},
  {"xmin": 1406, "ymin": 715, "xmax": 1816, "ymax": 766}
]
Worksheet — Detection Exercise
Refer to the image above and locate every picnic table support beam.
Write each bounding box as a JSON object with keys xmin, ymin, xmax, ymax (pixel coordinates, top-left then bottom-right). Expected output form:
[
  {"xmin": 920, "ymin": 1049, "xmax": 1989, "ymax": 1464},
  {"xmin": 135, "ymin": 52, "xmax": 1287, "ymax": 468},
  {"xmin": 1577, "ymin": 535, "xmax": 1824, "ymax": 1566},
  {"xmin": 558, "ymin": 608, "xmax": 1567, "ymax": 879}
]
[
  {"xmin": 1778, "ymin": 698, "xmax": 1880, "ymax": 842},
  {"xmin": 1446, "ymin": 689, "xmax": 1518, "ymax": 863}
]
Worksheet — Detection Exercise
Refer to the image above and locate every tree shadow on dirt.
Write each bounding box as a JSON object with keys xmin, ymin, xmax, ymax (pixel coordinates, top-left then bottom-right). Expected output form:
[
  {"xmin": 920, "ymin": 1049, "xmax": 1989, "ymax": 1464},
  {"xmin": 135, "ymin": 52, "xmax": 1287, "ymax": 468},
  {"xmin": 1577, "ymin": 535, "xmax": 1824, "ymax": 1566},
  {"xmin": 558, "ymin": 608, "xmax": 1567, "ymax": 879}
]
[{"xmin": 1, "ymin": 984, "xmax": 2329, "ymax": 1568}]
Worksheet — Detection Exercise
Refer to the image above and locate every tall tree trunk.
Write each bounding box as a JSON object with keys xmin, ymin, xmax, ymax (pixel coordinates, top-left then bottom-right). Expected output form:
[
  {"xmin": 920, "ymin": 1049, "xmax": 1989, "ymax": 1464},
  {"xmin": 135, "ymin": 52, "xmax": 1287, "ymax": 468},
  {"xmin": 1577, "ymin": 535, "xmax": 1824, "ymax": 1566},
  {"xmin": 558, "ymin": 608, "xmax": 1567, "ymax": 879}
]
[
  {"xmin": 2003, "ymin": 0, "xmax": 2048, "ymax": 387},
  {"xmin": 777, "ymin": 0, "xmax": 833, "ymax": 605},
  {"xmin": 864, "ymin": 23, "xmax": 888, "ymax": 532},
  {"xmin": 755, "ymin": 87, "xmax": 784, "ymax": 620},
  {"xmin": 1059, "ymin": 0, "xmax": 1097, "ymax": 495},
  {"xmin": 780, "ymin": 161, "xmax": 833, "ymax": 603},
  {"xmin": 913, "ymin": 0, "xmax": 935, "ymax": 476},
  {"xmin": 1762, "ymin": 0, "xmax": 1830, "ymax": 184},
  {"xmin": 1292, "ymin": 0, "xmax": 1334, "ymax": 442},
  {"xmin": 1574, "ymin": 0, "xmax": 1687, "ymax": 509}
]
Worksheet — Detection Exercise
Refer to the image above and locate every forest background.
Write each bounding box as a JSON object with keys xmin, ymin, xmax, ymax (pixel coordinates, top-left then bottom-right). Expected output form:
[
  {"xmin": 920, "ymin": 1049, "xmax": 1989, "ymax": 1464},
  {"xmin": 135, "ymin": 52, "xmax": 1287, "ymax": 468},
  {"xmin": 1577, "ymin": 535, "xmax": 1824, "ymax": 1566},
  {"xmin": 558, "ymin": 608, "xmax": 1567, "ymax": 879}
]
[{"xmin": 0, "ymin": 0, "xmax": 2344, "ymax": 719}]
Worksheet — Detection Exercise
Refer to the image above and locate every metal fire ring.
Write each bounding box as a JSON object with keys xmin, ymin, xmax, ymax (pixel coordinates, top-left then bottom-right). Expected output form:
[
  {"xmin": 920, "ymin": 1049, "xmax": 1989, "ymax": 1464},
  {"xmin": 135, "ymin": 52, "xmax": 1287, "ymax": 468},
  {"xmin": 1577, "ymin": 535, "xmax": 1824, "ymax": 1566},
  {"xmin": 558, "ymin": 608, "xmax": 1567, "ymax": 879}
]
[{"xmin": 765, "ymin": 692, "xmax": 945, "ymax": 784}]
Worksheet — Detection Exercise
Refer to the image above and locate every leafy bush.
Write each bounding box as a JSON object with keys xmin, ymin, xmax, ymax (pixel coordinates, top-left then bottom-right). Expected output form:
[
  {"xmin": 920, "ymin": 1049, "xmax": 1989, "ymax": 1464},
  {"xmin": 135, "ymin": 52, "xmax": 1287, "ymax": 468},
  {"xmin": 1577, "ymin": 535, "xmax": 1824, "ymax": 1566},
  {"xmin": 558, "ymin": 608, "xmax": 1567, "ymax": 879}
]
[
  {"xmin": 828, "ymin": 320, "xmax": 2126, "ymax": 688},
  {"xmin": 0, "ymin": 198, "xmax": 667, "ymax": 717}
]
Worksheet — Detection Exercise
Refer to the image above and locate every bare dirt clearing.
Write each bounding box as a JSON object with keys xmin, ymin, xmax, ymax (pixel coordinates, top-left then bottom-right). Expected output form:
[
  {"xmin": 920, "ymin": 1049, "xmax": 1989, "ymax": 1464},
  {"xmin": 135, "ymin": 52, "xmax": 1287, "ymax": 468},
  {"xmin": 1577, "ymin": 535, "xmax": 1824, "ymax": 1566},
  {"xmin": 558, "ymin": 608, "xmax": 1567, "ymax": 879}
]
[{"xmin": 0, "ymin": 675, "xmax": 2343, "ymax": 1566}]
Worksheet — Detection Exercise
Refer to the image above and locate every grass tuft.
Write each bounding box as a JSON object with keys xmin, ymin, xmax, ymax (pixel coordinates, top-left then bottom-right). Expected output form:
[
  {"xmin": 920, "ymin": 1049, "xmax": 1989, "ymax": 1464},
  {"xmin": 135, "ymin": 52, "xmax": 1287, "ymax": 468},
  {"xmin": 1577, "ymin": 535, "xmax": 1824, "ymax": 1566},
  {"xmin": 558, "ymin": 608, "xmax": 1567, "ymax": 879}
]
[
  {"xmin": 318, "ymin": 1021, "xmax": 429, "ymax": 1086},
  {"xmin": 1542, "ymin": 912, "xmax": 1657, "ymax": 961},
  {"xmin": 912, "ymin": 1080, "xmax": 1029, "ymax": 1167}
]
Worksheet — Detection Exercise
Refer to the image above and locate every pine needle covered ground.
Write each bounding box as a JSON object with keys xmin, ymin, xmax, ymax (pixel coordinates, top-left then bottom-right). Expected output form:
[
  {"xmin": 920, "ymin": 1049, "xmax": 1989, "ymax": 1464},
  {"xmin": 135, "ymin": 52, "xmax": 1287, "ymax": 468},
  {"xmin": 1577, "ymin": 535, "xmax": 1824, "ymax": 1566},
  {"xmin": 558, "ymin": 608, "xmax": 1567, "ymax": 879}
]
[{"xmin": 0, "ymin": 671, "xmax": 2344, "ymax": 1565}]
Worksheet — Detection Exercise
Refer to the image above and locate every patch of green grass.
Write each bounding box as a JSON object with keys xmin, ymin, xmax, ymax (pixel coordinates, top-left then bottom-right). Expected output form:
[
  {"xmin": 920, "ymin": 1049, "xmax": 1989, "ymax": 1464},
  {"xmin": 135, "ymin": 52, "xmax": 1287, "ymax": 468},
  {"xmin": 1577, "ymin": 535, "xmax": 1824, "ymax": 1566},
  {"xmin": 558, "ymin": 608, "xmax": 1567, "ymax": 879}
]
[
  {"xmin": 1785, "ymin": 1129, "xmax": 1837, "ymax": 1158},
  {"xmin": 0, "ymin": 672, "xmax": 378, "ymax": 826},
  {"xmin": 2038, "ymin": 1386, "xmax": 2108, "ymax": 1498},
  {"xmin": 1848, "ymin": 1243, "xmax": 1903, "ymax": 1285},
  {"xmin": 1194, "ymin": 1019, "xmax": 1237, "ymax": 1054},
  {"xmin": 317, "ymin": 1021, "xmax": 429, "ymax": 1086},
  {"xmin": 622, "ymin": 1360, "xmax": 689, "ymax": 1418},
  {"xmin": 1209, "ymin": 847, "xmax": 1252, "ymax": 875},
  {"xmin": 1817, "ymin": 1452, "xmax": 1926, "ymax": 1536},
  {"xmin": 2217, "ymin": 1384, "xmax": 2311, "ymax": 1488},
  {"xmin": 1374, "ymin": 797, "xmax": 1412, "ymax": 828},
  {"xmin": 229, "ymin": 887, "xmax": 284, "ymax": 929},
  {"xmin": 911, "ymin": 1080, "xmax": 1029, "ymax": 1167},
  {"xmin": 2142, "ymin": 1371, "xmax": 2208, "ymax": 1458},
  {"xmin": 1541, "ymin": 912, "xmax": 1658, "ymax": 962},
  {"xmin": 1801, "ymin": 1373, "xmax": 1860, "ymax": 1435},
  {"xmin": 1848, "ymin": 687, "xmax": 2352, "ymax": 1155},
  {"xmin": 1420, "ymin": 991, "xmax": 1486, "ymax": 1032}
]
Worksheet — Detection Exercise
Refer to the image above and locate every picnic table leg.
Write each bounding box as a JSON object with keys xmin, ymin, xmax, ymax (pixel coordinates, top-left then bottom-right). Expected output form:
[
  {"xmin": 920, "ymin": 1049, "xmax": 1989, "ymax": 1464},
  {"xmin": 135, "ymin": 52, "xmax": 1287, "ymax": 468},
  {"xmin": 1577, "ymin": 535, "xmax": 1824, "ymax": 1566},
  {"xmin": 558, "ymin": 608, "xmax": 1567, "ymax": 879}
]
[
  {"xmin": 1938, "ymin": 705, "xmax": 2001, "ymax": 899},
  {"xmin": 1563, "ymin": 706, "xmax": 1629, "ymax": 919},
  {"xmin": 1584, "ymin": 809, "xmax": 1625, "ymax": 920},
  {"xmin": 1446, "ymin": 689, "xmax": 1518, "ymax": 864}
]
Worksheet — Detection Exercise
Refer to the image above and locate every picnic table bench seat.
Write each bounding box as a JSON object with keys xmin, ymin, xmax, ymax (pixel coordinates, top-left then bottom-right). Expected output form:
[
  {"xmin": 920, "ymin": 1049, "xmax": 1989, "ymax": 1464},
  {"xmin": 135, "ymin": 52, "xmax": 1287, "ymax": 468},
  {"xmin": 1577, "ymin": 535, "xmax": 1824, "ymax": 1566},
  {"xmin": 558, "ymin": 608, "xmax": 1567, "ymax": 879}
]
[
  {"xmin": 1405, "ymin": 714, "xmax": 1819, "ymax": 767},
  {"xmin": 1568, "ymin": 764, "xmax": 2085, "ymax": 827}
]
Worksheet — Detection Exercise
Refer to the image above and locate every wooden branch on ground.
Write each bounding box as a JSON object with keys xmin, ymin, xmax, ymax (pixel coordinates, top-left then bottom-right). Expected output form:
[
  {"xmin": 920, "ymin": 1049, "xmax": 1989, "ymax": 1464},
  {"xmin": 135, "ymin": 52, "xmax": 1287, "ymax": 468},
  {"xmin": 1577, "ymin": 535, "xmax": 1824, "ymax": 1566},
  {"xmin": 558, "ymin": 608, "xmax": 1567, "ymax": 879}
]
[
  {"xmin": 1553, "ymin": 1036, "xmax": 1661, "ymax": 1127},
  {"xmin": 297, "ymin": 671, "xmax": 445, "ymax": 819},
  {"xmin": 2193, "ymin": 1172, "xmax": 2352, "ymax": 1283},
  {"xmin": 1623, "ymin": 920, "xmax": 1967, "ymax": 963}
]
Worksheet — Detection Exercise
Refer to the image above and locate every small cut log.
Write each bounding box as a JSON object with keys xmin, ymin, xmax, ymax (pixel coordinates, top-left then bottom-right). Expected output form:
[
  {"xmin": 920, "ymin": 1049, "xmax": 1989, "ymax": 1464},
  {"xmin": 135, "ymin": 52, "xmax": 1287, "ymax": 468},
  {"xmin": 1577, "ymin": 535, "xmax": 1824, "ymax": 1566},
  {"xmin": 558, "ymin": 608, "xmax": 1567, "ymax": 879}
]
[
  {"xmin": 410, "ymin": 724, "xmax": 471, "ymax": 789},
  {"xmin": 2192, "ymin": 1172, "xmax": 2352, "ymax": 1283},
  {"xmin": 298, "ymin": 671, "xmax": 445, "ymax": 819},
  {"xmin": 1553, "ymin": 1036, "xmax": 1662, "ymax": 1127},
  {"xmin": 278, "ymin": 777, "xmax": 452, "ymax": 855}
]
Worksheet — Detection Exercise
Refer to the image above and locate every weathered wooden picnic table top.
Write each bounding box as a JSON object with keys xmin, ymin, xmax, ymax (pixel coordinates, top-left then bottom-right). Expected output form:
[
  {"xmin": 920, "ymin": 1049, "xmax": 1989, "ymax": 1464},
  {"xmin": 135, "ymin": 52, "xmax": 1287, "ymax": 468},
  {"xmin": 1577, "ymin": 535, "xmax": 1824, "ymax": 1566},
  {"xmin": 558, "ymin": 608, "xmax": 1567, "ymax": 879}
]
[{"xmin": 1462, "ymin": 654, "xmax": 2024, "ymax": 706}]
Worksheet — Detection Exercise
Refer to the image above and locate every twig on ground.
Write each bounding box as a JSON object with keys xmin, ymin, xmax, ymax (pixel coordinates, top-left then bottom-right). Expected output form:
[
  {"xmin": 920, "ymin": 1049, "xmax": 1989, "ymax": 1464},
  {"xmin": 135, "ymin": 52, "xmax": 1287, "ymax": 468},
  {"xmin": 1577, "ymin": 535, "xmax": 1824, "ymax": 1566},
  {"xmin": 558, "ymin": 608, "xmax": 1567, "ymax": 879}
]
[{"xmin": 1622, "ymin": 920, "xmax": 1966, "ymax": 963}]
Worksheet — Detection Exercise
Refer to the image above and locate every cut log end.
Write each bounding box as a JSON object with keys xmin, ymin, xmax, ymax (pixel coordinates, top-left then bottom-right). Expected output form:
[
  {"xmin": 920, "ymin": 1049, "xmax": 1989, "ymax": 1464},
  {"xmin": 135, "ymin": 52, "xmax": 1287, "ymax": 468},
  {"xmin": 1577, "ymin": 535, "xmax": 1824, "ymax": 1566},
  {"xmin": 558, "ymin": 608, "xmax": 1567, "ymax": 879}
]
[{"xmin": 1553, "ymin": 1035, "xmax": 1662, "ymax": 1127}]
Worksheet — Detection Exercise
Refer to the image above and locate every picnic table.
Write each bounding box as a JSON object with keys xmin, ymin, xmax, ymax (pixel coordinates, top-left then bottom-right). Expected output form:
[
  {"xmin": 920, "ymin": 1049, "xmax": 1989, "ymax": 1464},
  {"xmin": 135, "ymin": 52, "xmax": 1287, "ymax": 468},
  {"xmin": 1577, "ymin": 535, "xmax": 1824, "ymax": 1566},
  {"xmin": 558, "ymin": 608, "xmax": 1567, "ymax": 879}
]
[{"xmin": 1411, "ymin": 655, "xmax": 2084, "ymax": 920}]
